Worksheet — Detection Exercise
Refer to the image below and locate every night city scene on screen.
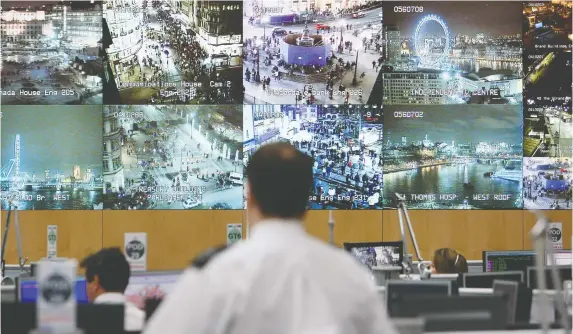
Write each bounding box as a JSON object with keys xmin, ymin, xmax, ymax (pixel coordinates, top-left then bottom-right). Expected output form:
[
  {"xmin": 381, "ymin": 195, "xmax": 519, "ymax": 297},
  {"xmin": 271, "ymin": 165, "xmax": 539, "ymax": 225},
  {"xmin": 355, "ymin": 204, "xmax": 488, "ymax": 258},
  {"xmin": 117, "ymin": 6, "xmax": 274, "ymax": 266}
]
[
  {"xmin": 1, "ymin": 1, "xmax": 103, "ymax": 105},
  {"xmin": 382, "ymin": 1, "xmax": 523, "ymax": 105},
  {"xmin": 102, "ymin": 0, "xmax": 243, "ymax": 104},
  {"xmin": 243, "ymin": 1, "xmax": 383, "ymax": 105},
  {"xmin": 383, "ymin": 104, "xmax": 523, "ymax": 210},
  {"xmin": 103, "ymin": 105, "xmax": 243, "ymax": 210},
  {"xmin": 1, "ymin": 106, "xmax": 104, "ymax": 210}
]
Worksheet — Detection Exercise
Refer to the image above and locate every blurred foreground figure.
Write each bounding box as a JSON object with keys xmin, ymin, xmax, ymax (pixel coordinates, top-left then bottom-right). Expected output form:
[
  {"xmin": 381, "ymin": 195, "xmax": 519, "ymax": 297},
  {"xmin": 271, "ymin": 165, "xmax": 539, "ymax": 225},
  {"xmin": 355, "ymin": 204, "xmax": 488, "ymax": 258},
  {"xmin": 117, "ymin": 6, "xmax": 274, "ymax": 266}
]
[{"xmin": 144, "ymin": 143, "xmax": 397, "ymax": 334}]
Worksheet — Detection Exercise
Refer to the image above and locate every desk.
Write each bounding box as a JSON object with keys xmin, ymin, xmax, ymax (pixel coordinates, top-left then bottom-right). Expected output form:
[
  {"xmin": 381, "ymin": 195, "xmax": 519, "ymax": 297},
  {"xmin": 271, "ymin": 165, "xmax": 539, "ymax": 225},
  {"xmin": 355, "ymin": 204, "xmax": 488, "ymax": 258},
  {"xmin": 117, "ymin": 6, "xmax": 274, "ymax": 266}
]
[
  {"xmin": 429, "ymin": 330, "xmax": 563, "ymax": 334},
  {"xmin": 378, "ymin": 287, "xmax": 562, "ymax": 324}
]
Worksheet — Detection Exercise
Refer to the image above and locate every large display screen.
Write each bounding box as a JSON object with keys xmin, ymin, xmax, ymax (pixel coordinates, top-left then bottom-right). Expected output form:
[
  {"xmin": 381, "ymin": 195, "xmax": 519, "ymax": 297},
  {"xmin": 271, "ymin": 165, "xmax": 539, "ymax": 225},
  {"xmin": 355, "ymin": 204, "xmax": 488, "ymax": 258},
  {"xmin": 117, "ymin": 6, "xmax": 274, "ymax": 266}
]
[
  {"xmin": 103, "ymin": 105, "xmax": 243, "ymax": 210},
  {"xmin": 383, "ymin": 105, "xmax": 523, "ymax": 209},
  {"xmin": 0, "ymin": 0, "xmax": 571, "ymax": 211},
  {"xmin": 1, "ymin": 106, "xmax": 104, "ymax": 210},
  {"xmin": 244, "ymin": 104, "xmax": 383, "ymax": 209}
]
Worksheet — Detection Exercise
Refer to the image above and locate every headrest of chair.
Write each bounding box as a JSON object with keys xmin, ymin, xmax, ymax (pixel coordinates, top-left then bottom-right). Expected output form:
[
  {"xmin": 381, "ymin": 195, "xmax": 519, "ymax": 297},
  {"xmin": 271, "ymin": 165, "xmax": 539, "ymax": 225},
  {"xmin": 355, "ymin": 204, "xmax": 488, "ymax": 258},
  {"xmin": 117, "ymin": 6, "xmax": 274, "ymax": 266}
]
[{"xmin": 191, "ymin": 245, "xmax": 230, "ymax": 269}]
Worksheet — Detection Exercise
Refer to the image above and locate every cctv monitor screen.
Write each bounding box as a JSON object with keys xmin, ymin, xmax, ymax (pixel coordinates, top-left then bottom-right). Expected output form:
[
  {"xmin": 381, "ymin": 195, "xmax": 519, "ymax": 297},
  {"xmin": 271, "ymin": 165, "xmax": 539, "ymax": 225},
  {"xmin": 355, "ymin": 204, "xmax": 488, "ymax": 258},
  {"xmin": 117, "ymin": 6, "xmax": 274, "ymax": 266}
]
[
  {"xmin": 344, "ymin": 241, "xmax": 402, "ymax": 270},
  {"xmin": 102, "ymin": 105, "xmax": 243, "ymax": 210},
  {"xmin": 483, "ymin": 250, "xmax": 536, "ymax": 273},
  {"xmin": 125, "ymin": 271, "xmax": 181, "ymax": 309},
  {"xmin": 243, "ymin": 105, "xmax": 383, "ymax": 209},
  {"xmin": 19, "ymin": 278, "xmax": 89, "ymax": 304},
  {"xmin": 383, "ymin": 105, "xmax": 523, "ymax": 209},
  {"xmin": 1, "ymin": 106, "xmax": 104, "ymax": 210}
]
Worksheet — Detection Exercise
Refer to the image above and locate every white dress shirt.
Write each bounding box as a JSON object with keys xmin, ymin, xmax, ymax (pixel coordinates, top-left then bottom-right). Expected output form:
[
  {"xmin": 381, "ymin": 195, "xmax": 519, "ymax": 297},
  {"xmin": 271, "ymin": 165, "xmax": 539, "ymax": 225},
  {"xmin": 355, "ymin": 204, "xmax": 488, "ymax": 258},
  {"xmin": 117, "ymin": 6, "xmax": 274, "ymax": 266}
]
[
  {"xmin": 144, "ymin": 220, "xmax": 398, "ymax": 334},
  {"xmin": 94, "ymin": 292, "xmax": 146, "ymax": 331}
]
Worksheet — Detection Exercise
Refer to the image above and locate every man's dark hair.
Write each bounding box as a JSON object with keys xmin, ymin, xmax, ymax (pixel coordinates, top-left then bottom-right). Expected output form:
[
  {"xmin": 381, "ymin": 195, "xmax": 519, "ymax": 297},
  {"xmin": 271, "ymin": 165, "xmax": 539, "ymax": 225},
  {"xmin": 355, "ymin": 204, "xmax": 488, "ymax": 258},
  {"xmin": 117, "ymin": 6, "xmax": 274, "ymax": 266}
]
[
  {"xmin": 246, "ymin": 142, "xmax": 313, "ymax": 219},
  {"xmin": 80, "ymin": 247, "xmax": 130, "ymax": 293}
]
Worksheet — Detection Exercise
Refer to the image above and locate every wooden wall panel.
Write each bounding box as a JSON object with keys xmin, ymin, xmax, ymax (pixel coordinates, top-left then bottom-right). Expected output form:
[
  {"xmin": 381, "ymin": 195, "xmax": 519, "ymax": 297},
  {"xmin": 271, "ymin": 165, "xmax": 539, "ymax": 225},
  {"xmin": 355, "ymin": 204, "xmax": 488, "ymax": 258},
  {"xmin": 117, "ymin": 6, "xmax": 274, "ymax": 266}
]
[
  {"xmin": 523, "ymin": 210, "xmax": 572, "ymax": 250},
  {"xmin": 382, "ymin": 210, "xmax": 524, "ymax": 260},
  {"xmin": 0, "ymin": 210, "xmax": 103, "ymax": 265},
  {"xmin": 101, "ymin": 210, "xmax": 243, "ymax": 271},
  {"xmin": 303, "ymin": 210, "xmax": 383, "ymax": 246}
]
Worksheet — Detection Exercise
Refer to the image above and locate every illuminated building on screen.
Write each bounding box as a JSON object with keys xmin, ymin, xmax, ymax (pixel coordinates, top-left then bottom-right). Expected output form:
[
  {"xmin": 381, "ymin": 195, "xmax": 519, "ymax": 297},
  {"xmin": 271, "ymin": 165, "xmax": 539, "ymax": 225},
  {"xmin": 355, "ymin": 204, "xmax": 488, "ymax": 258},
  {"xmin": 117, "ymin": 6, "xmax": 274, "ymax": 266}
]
[
  {"xmin": 182, "ymin": 0, "xmax": 242, "ymax": 57},
  {"xmin": 0, "ymin": 10, "xmax": 52, "ymax": 42},
  {"xmin": 103, "ymin": 111, "xmax": 125, "ymax": 193},
  {"xmin": 47, "ymin": 4, "xmax": 103, "ymax": 47},
  {"xmin": 73, "ymin": 165, "xmax": 81, "ymax": 179},
  {"xmin": 103, "ymin": 0, "xmax": 144, "ymax": 88}
]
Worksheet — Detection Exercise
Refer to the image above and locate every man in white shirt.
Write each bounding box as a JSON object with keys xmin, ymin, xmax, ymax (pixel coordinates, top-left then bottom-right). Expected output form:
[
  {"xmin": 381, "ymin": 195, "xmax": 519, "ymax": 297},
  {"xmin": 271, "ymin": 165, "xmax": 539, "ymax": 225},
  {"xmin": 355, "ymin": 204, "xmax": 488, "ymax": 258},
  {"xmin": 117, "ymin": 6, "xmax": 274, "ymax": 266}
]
[
  {"xmin": 145, "ymin": 143, "xmax": 398, "ymax": 334},
  {"xmin": 80, "ymin": 247, "xmax": 145, "ymax": 331}
]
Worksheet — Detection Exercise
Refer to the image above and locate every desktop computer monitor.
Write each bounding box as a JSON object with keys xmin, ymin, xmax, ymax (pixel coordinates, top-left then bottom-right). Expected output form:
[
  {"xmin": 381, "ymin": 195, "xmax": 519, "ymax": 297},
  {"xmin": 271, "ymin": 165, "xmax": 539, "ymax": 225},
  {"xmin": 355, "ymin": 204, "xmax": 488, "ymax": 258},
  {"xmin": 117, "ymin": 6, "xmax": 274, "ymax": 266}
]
[
  {"xmin": 526, "ymin": 266, "xmax": 573, "ymax": 289},
  {"xmin": 546, "ymin": 249, "xmax": 572, "ymax": 266},
  {"xmin": 343, "ymin": 241, "xmax": 403, "ymax": 270},
  {"xmin": 16, "ymin": 277, "xmax": 89, "ymax": 304},
  {"xmin": 492, "ymin": 280, "xmax": 532, "ymax": 324},
  {"xmin": 125, "ymin": 271, "xmax": 181, "ymax": 309},
  {"xmin": 1, "ymin": 302, "xmax": 124, "ymax": 334},
  {"xmin": 387, "ymin": 295, "xmax": 508, "ymax": 331},
  {"xmin": 462, "ymin": 271, "xmax": 524, "ymax": 288},
  {"xmin": 386, "ymin": 280, "xmax": 453, "ymax": 316},
  {"xmin": 482, "ymin": 250, "xmax": 536, "ymax": 273}
]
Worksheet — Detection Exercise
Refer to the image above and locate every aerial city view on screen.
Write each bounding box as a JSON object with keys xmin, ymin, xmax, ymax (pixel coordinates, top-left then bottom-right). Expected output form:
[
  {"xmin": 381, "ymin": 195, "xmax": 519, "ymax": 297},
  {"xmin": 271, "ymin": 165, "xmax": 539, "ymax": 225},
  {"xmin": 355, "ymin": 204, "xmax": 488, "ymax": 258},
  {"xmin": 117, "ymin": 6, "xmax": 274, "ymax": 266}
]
[
  {"xmin": 1, "ymin": 106, "xmax": 104, "ymax": 210},
  {"xmin": 243, "ymin": 1, "xmax": 383, "ymax": 105},
  {"xmin": 0, "ymin": 1, "xmax": 104, "ymax": 104},
  {"xmin": 243, "ymin": 104, "xmax": 382, "ymax": 209},
  {"xmin": 103, "ymin": 105, "xmax": 243, "ymax": 209},
  {"xmin": 383, "ymin": 105, "xmax": 523, "ymax": 209},
  {"xmin": 102, "ymin": 0, "xmax": 243, "ymax": 104},
  {"xmin": 381, "ymin": 1, "xmax": 523, "ymax": 105},
  {"xmin": 522, "ymin": 1, "xmax": 572, "ymax": 158}
]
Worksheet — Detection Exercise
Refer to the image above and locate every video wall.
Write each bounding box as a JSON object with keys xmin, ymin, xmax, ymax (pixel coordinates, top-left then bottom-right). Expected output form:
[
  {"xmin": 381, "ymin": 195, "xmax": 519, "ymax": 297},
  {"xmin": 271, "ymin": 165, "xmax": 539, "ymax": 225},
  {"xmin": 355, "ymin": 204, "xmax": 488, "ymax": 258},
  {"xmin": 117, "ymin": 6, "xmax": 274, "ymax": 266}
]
[{"xmin": 0, "ymin": 0, "xmax": 571, "ymax": 211}]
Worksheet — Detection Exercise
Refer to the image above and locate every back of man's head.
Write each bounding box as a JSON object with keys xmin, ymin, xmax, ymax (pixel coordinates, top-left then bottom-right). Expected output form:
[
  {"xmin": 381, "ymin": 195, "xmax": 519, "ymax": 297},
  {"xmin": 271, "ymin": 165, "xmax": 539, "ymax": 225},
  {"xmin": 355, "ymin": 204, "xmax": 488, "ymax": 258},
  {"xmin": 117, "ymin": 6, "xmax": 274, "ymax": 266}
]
[
  {"xmin": 246, "ymin": 142, "xmax": 313, "ymax": 219},
  {"xmin": 80, "ymin": 247, "xmax": 131, "ymax": 293}
]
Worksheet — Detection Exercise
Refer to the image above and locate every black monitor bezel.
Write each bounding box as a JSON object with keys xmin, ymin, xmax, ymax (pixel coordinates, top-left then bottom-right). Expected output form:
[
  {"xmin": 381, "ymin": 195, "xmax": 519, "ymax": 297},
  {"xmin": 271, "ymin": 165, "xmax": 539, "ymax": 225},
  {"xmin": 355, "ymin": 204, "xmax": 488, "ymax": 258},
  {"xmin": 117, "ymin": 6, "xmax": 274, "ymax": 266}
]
[
  {"xmin": 463, "ymin": 271, "xmax": 524, "ymax": 288},
  {"xmin": 526, "ymin": 265, "xmax": 572, "ymax": 289}
]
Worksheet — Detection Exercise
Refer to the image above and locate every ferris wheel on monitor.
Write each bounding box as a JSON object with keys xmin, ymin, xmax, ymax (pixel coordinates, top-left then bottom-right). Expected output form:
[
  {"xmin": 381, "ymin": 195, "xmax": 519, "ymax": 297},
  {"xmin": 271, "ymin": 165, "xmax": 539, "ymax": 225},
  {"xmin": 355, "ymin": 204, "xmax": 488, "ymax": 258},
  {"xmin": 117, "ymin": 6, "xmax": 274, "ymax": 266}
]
[{"xmin": 413, "ymin": 14, "xmax": 451, "ymax": 67}]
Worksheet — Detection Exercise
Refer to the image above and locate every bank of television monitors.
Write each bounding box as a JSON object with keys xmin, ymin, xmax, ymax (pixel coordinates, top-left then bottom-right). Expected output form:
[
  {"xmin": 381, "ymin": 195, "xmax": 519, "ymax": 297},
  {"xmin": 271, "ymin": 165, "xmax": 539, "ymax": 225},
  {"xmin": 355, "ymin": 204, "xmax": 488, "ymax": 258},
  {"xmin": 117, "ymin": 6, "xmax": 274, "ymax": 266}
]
[{"xmin": 0, "ymin": 0, "xmax": 572, "ymax": 212}]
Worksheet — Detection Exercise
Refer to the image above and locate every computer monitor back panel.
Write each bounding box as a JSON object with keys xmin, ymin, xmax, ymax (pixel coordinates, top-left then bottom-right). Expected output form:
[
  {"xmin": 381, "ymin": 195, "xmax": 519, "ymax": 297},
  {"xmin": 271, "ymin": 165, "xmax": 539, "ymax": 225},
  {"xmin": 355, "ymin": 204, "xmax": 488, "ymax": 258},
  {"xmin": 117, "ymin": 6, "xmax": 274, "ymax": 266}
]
[
  {"xmin": 527, "ymin": 266, "xmax": 573, "ymax": 289},
  {"xmin": 344, "ymin": 241, "xmax": 403, "ymax": 270},
  {"xmin": 388, "ymin": 295, "xmax": 508, "ymax": 331},
  {"xmin": 463, "ymin": 271, "xmax": 524, "ymax": 289},
  {"xmin": 126, "ymin": 271, "xmax": 181, "ymax": 309},
  {"xmin": 483, "ymin": 251, "xmax": 536, "ymax": 273},
  {"xmin": 546, "ymin": 250, "xmax": 572, "ymax": 266},
  {"xmin": 386, "ymin": 280, "xmax": 452, "ymax": 315}
]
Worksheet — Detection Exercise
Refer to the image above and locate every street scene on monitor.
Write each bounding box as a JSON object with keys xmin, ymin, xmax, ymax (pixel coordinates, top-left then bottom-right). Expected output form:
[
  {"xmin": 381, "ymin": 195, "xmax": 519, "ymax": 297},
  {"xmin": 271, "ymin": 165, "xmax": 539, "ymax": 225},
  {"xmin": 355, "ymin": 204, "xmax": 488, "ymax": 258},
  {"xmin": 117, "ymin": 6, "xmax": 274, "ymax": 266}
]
[
  {"xmin": 0, "ymin": 1, "xmax": 103, "ymax": 104},
  {"xmin": 243, "ymin": 105, "xmax": 383, "ymax": 209},
  {"xmin": 243, "ymin": 2, "xmax": 382, "ymax": 105},
  {"xmin": 522, "ymin": 2, "xmax": 572, "ymax": 158},
  {"xmin": 103, "ymin": 0, "xmax": 243, "ymax": 104},
  {"xmin": 523, "ymin": 157, "xmax": 572, "ymax": 210},
  {"xmin": 522, "ymin": 1, "xmax": 572, "ymax": 53},
  {"xmin": 347, "ymin": 245, "xmax": 401, "ymax": 270},
  {"xmin": 383, "ymin": 105, "xmax": 523, "ymax": 209},
  {"xmin": 381, "ymin": 1, "xmax": 523, "ymax": 105},
  {"xmin": 103, "ymin": 105, "xmax": 243, "ymax": 210},
  {"xmin": 1, "ymin": 106, "xmax": 104, "ymax": 210}
]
